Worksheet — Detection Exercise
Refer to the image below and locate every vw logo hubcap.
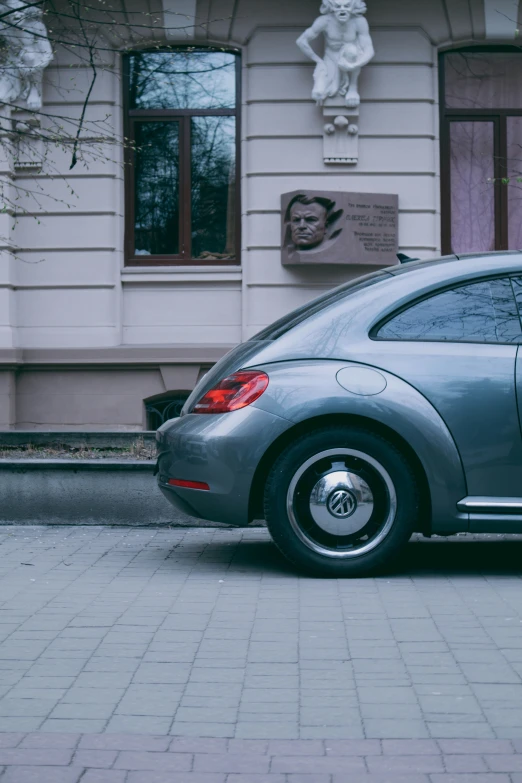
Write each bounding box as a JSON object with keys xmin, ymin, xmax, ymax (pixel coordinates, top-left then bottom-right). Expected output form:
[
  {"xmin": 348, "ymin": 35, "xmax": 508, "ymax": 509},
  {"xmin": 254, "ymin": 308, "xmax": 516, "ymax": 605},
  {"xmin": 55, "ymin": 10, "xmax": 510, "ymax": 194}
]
[{"xmin": 327, "ymin": 488, "xmax": 357, "ymax": 519}]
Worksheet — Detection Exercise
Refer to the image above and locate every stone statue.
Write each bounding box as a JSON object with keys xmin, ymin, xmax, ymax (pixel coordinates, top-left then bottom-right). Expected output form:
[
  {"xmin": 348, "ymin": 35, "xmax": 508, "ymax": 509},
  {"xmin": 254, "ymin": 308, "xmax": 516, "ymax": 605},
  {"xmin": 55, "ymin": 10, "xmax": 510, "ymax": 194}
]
[
  {"xmin": 297, "ymin": 0, "xmax": 374, "ymax": 108},
  {"xmin": 0, "ymin": 0, "xmax": 53, "ymax": 110}
]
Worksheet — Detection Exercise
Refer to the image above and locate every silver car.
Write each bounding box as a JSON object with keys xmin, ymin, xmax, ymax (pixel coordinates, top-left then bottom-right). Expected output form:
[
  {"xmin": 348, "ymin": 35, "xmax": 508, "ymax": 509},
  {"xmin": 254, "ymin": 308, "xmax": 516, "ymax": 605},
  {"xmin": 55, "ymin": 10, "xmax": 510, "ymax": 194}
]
[{"xmin": 156, "ymin": 252, "xmax": 522, "ymax": 577}]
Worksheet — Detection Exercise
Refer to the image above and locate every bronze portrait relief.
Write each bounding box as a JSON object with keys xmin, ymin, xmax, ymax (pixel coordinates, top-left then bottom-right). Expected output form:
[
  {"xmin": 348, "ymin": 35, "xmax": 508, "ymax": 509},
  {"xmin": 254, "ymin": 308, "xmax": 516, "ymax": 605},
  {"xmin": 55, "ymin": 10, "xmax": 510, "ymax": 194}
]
[
  {"xmin": 285, "ymin": 194, "xmax": 344, "ymax": 256},
  {"xmin": 281, "ymin": 189, "xmax": 399, "ymax": 266}
]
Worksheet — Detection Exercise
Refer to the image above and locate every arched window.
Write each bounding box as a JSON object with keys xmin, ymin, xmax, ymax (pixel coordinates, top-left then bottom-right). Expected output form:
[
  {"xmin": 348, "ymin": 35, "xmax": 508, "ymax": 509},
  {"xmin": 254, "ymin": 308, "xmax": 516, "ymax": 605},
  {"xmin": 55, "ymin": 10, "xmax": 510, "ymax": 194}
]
[
  {"xmin": 124, "ymin": 47, "xmax": 240, "ymax": 266},
  {"xmin": 440, "ymin": 47, "xmax": 522, "ymax": 254}
]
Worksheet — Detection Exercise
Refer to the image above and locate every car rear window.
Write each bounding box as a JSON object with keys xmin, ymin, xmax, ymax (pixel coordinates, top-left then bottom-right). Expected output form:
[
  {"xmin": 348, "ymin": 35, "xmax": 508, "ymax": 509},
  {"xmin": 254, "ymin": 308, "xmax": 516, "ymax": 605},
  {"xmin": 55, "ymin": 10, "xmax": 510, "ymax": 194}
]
[{"xmin": 251, "ymin": 270, "xmax": 391, "ymax": 341}]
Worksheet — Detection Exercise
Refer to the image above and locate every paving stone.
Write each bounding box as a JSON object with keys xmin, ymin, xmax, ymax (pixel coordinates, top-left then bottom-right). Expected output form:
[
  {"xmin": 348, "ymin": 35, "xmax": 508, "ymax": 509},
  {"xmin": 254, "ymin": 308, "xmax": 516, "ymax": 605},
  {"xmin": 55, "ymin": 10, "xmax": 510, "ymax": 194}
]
[
  {"xmin": 438, "ymin": 740, "xmax": 514, "ymax": 754},
  {"xmin": 443, "ymin": 755, "xmax": 488, "ymax": 772},
  {"xmin": 0, "ymin": 734, "xmax": 24, "ymax": 748},
  {"xmin": 72, "ymin": 749, "xmax": 118, "ymax": 767},
  {"xmin": 271, "ymin": 755, "xmax": 366, "ymax": 773},
  {"xmin": 81, "ymin": 772, "xmax": 128, "ymax": 783},
  {"xmin": 40, "ymin": 719, "xmax": 108, "ymax": 733},
  {"xmin": 430, "ymin": 776, "xmax": 510, "ymax": 783},
  {"xmin": 114, "ymin": 750, "xmax": 192, "ymax": 771},
  {"xmin": 0, "ymin": 749, "xmax": 73, "ymax": 765},
  {"xmin": 170, "ymin": 738, "xmax": 229, "ymax": 753},
  {"xmin": 19, "ymin": 733, "xmax": 80, "ymax": 749},
  {"xmin": 325, "ymin": 740, "xmax": 381, "ymax": 755},
  {"xmin": 0, "ymin": 767, "xmax": 83, "ymax": 782},
  {"xmin": 484, "ymin": 754, "xmax": 522, "ymax": 771},
  {"xmin": 127, "ymin": 774, "xmax": 225, "ymax": 783}
]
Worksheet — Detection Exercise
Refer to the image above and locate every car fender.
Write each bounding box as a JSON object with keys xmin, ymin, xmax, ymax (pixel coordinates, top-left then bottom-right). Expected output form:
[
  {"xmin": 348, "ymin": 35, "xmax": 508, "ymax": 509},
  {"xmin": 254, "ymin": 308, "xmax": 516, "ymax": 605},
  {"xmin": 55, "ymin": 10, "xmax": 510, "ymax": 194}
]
[{"xmin": 252, "ymin": 360, "xmax": 468, "ymax": 533}]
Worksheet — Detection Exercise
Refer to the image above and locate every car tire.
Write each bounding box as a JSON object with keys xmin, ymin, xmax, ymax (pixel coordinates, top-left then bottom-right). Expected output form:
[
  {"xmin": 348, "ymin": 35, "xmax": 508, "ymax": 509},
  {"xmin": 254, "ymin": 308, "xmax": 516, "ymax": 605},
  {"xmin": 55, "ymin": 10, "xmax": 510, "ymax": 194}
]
[{"xmin": 264, "ymin": 426, "xmax": 419, "ymax": 577}]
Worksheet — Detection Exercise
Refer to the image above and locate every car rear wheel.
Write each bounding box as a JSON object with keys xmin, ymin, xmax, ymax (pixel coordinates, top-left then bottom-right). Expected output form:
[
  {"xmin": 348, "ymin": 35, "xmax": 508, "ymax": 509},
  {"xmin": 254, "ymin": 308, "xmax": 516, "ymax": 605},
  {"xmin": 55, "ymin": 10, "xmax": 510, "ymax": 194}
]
[{"xmin": 264, "ymin": 426, "xmax": 419, "ymax": 577}]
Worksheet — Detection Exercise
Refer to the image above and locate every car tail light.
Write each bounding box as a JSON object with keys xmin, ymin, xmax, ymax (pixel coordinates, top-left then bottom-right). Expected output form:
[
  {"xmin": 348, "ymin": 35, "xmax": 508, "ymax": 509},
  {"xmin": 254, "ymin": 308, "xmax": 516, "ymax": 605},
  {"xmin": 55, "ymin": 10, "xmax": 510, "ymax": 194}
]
[
  {"xmin": 193, "ymin": 370, "xmax": 269, "ymax": 414},
  {"xmin": 169, "ymin": 479, "xmax": 210, "ymax": 491}
]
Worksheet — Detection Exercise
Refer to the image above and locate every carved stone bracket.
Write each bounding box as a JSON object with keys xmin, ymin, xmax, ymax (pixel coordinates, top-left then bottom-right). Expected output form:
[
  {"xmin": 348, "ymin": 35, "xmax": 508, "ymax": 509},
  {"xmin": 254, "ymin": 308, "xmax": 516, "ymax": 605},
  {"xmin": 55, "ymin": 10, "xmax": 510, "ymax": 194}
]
[
  {"xmin": 323, "ymin": 99, "xmax": 359, "ymax": 164},
  {"xmin": 296, "ymin": 1, "xmax": 374, "ymax": 167}
]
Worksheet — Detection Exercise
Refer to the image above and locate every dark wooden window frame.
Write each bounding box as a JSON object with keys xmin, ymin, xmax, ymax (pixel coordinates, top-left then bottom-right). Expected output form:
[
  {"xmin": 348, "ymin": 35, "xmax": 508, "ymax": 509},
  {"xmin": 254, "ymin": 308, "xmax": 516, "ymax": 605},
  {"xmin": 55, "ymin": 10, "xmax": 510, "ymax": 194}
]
[
  {"xmin": 440, "ymin": 45, "xmax": 522, "ymax": 255},
  {"xmin": 123, "ymin": 46, "xmax": 241, "ymax": 267}
]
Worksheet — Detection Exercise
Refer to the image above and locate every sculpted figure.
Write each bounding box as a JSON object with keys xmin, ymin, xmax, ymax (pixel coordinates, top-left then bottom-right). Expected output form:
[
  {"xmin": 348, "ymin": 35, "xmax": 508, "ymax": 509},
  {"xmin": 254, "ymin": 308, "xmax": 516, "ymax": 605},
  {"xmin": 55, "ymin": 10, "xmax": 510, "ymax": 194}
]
[
  {"xmin": 0, "ymin": 0, "xmax": 53, "ymax": 110},
  {"xmin": 297, "ymin": 0, "xmax": 374, "ymax": 108},
  {"xmin": 284, "ymin": 194, "xmax": 343, "ymax": 253}
]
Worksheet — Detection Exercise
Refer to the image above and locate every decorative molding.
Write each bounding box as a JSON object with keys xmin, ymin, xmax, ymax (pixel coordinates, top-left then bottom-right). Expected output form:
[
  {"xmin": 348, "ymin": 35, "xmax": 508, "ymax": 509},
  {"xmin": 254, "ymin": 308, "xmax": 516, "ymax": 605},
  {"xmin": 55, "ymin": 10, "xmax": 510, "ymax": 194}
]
[
  {"xmin": 161, "ymin": 0, "xmax": 197, "ymax": 40},
  {"xmin": 0, "ymin": 345, "xmax": 234, "ymax": 367},
  {"xmin": 0, "ymin": 0, "xmax": 53, "ymax": 111},
  {"xmin": 484, "ymin": 0, "xmax": 520, "ymax": 39},
  {"xmin": 296, "ymin": 1, "xmax": 375, "ymax": 165}
]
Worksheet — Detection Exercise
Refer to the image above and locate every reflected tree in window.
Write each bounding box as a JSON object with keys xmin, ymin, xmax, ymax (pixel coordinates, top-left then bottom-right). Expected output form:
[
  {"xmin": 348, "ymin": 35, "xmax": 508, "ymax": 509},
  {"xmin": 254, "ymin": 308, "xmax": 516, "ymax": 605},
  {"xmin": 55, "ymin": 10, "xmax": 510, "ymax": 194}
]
[
  {"xmin": 128, "ymin": 50, "xmax": 236, "ymax": 110},
  {"xmin": 125, "ymin": 48, "xmax": 239, "ymax": 265},
  {"xmin": 134, "ymin": 122, "xmax": 180, "ymax": 256},
  {"xmin": 378, "ymin": 279, "xmax": 521, "ymax": 344},
  {"xmin": 191, "ymin": 117, "xmax": 236, "ymax": 260}
]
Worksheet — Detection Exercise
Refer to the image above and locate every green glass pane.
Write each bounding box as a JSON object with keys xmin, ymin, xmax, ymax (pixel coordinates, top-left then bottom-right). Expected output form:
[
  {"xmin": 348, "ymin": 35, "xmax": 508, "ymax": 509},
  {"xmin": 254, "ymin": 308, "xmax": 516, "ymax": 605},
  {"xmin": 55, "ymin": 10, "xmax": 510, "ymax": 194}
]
[
  {"xmin": 191, "ymin": 116, "xmax": 236, "ymax": 261},
  {"xmin": 128, "ymin": 50, "xmax": 237, "ymax": 110},
  {"xmin": 134, "ymin": 122, "xmax": 179, "ymax": 256}
]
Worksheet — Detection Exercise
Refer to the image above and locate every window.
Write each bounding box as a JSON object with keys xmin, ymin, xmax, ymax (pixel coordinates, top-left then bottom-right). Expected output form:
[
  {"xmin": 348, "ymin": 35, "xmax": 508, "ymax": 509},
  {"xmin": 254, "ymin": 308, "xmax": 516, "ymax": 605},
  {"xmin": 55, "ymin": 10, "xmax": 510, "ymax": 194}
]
[
  {"xmin": 440, "ymin": 48, "xmax": 522, "ymax": 254},
  {"xmin": 124, "ymin": 48, "xmax": 240, "ymax": 266},
  {"xmin": 145, "ymin": 392, "xmax": 191, "ymax": 430},
  {"xmin": 376, "ymin": 278, "xmax": 522, "ymax": 344}
]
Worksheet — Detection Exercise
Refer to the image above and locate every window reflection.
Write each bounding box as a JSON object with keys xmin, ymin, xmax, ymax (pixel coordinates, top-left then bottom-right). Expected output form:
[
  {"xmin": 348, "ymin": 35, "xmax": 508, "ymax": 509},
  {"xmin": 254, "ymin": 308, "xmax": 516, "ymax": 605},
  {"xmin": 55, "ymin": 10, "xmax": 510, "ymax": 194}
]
[
  {"xmin": 445, "ymin": 52, "xmax": 522, "ymax": 110},
  {"xmin": 134, "ymin": 122, "xmax": 180, "ymax": 256},
  {"xmin": 128, "ymin": 50, "xmax": 236, "ymax": 110},
  {"xmin": 191, "ymin": 117, "xmax": 236, "ymax": 260},
  {"xmin": 450, "ymin": 122, "xmax": 495, "ymax": 254},
  {"xmin": 507, "ymin": 118, "xmax": 522, "ymax": 249},
  {"xmin": 377, "ymin": 279, "xmax": 521, "ymax": 344},
  {"xmin": 512, "ymin": 278, "xmax": 522, "ymax": 325}
]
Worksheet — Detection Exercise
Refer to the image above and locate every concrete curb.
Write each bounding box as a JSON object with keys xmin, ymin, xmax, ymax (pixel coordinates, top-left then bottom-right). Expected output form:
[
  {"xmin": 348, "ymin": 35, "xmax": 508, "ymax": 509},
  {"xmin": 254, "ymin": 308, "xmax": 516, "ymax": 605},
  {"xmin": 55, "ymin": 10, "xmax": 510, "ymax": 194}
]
[
  {"xmin": 0, "ymin": 459, "xmax": 227, "ymax": 527},
  {"xmin": 0, "ymin": 431, "xmax": 156, "ymax": 448}
]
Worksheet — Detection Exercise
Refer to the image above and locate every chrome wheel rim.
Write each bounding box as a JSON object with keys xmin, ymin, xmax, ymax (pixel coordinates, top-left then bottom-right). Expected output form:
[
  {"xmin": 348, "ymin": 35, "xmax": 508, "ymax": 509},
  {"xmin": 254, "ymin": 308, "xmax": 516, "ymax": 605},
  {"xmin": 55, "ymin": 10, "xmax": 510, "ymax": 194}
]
[{"xmin": 286, "ymin": 448, "xmax": 397, "ymax": 559}]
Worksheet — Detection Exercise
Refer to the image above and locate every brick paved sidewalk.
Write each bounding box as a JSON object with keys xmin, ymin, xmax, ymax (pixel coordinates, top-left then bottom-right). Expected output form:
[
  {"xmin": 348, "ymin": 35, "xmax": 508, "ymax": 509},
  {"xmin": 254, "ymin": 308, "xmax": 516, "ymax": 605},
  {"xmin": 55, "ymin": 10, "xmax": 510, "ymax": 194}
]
[
  {"xmin": 2, "ymin": 525, "xmax": 522, "ymax": 755},
  {"xmin": 2, "ymin": 733, "xmax": 522, "ymax": 782}
]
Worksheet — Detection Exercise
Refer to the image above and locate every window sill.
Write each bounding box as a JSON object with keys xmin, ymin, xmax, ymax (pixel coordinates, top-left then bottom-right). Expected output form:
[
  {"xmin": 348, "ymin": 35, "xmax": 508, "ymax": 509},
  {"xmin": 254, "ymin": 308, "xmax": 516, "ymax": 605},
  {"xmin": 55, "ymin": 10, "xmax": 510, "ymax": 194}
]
[{"xmin": 121, "ymin": 266, "xmax": 242, "ymax": 283}]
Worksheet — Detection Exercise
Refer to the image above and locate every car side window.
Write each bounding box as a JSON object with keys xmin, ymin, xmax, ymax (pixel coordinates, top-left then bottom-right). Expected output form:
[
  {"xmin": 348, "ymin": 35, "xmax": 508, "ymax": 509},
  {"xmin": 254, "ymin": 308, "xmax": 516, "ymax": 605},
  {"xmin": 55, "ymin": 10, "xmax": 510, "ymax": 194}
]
[
  {"xmin": 513, "ymin": 278, "xmax": 522, "ymax": 325},
  {"xmin": 376, "ymin": 277, "xmax": 522, "ymax": 344}
]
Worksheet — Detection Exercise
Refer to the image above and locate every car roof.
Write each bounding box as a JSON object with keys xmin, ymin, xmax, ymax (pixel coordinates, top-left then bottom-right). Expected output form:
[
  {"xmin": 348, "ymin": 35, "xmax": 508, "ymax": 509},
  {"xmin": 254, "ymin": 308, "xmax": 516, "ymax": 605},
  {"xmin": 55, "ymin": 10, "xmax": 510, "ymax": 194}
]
[
  {"xmin": 389, "ymin": 250, "xmax": 522, "ymax": 277},
  {"xmin": 244, "ymin": 251, "xmax": 522, "ymax": 365}
]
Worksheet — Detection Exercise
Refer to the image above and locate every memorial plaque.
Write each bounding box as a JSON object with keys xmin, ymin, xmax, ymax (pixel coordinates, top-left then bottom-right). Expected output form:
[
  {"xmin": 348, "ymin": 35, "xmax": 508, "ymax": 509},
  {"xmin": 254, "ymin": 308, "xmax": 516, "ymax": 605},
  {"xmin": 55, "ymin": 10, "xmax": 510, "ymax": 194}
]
[{"xmin": 281, "ymin": 190, "xmax": 399, "ymax": 266}]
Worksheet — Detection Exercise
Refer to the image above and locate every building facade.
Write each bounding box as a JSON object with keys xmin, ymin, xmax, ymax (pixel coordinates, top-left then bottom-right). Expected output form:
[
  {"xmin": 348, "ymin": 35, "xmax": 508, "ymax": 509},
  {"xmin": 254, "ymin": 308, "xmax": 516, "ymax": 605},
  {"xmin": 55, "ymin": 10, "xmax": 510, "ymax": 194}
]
[{"xmin": 0, "ymin": 0, "xmax": 520, "ymax": 430}]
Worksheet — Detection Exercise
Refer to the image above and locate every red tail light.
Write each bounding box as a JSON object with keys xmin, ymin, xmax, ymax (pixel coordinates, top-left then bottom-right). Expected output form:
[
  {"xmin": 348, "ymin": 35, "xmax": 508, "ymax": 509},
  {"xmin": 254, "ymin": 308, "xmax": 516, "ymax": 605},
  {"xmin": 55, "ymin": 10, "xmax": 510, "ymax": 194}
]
[
  {"xmin": 169, "ymin": 479, "xmax": 210, "ymax": 491},
  {"xmin": 193, "ymin": 370, "xmax": 269, "ymax": 414}
]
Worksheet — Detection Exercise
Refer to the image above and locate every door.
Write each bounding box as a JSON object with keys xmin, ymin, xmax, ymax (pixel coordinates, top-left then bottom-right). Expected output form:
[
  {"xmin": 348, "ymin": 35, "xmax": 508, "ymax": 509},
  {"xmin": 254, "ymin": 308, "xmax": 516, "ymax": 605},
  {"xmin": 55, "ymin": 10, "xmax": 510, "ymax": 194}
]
[{"xmin": 371, "ymin": 276, "xmax": 522, "ymax": 499}]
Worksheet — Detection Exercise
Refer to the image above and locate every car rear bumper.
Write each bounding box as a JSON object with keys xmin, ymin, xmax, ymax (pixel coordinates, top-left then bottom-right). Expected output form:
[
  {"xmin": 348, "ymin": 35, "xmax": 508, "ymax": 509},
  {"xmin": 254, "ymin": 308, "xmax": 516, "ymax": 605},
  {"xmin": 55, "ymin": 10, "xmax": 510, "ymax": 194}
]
[{"xmin": 156, "ymin": 405, "xmax": 292, "ymax": 526}]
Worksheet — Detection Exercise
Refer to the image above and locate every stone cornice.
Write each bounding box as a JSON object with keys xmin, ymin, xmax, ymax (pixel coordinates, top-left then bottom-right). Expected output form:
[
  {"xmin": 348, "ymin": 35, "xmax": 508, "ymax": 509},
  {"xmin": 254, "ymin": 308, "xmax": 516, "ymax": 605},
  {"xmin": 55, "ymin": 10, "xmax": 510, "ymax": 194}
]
[{"xmin": 0, "ymin": 345, "xmax": 234, "ymax": 368}]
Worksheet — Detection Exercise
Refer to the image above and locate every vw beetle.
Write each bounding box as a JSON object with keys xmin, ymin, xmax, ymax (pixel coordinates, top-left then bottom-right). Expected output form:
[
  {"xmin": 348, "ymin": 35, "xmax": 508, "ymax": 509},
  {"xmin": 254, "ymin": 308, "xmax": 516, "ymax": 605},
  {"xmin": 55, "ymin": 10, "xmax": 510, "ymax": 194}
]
[{"xmin": 156, "ymin": 252, "xmax": 522, "ymax": 576}]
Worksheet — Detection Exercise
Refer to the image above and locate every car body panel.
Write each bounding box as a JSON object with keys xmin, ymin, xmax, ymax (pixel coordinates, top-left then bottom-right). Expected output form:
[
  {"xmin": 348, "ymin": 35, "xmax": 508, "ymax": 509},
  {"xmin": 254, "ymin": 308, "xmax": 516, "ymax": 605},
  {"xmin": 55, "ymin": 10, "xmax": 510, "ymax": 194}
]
[
  {"xmin": 252, "ymin": 360, "xmax": 468, "ymax": 534},
  {"xmin": 157, "ymin": 404, "xmax": 293, "ymax": 526},
  {"xmin": 366, "ymin": 343, "xmax": 522, "ymax": 497}
]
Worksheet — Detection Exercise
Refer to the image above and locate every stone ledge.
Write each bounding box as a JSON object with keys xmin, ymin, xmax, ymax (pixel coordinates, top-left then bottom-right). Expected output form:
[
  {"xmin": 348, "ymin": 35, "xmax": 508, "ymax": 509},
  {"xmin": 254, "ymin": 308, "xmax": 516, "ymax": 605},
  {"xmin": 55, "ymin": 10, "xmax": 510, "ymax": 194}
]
[
  {"xmin": 0, "ymin": 458, "xmax": 225, "ymax": 527},
  {"xmin": 0, "ymin": 431, "xmax": 156, "ymax": 449},
  {"xmin": 0, "ymin": 459, "xmax": 155, "ymax": 471},
  {"xmin": 0, "ymin": 344, "xmax": 234, "ymax": 367}
]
